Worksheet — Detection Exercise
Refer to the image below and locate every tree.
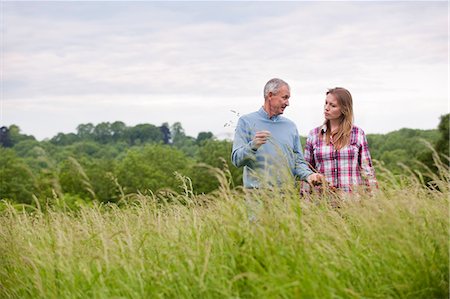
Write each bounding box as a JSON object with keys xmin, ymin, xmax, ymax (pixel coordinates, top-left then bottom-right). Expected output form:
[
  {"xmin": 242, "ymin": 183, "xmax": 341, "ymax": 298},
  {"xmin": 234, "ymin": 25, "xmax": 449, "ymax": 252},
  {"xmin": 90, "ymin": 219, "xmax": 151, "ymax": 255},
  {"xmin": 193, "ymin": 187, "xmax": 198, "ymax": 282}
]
[
  {"xmin": 111, "ymin": 121, "xmax": 127, "ymax": 142},
  {"xmin": 418, "ymin": 113, "xmax": 449, "ymax": 178},
  {"xmin": 11, "ymin": 139, "xmax": 42, "ymax": 159},
  {"xmin": 58, "ymin": 157, "xmax": 97, "ymax": 201},
  {"xmin": 76, "ymin": 123, "xmax": 95, "ymax": 140},
  {"xmin": 171, "ymin": 122, "xmax": 198, "ymax": 157},
  {"xmin": 116, "ymin": 144, "xmax": 191, "ymax": 193},
  {"xmin": 366, "ymin": 128, "xmax": 439, "ymax": 173},
  {"xmin": 160, "ymin": 122, "xmax": 172, "ymax": 144},
  {"xmin": 0, "ymin": 126, "xmax": 12, "ymax": 147},
  {"xmin": 7, "ymin": 125, "xmax": 36, "ymax": 146},
  {"xmin": 84, "ymin": 158, "xmax": 118, "ymax": 203},
  {"xmin": 171, "ymin": 122, "xmax": 185, "ymax": 145},
  {"xmin": 125, "ymin": 124, "xmax": 163, "ymax": 145},
  {"xmin": 50, "ymin": 133, "xmax": 80, "ymax": 146},
  {"xmin": 196, "ymin": 131, "xmax": 214, "ymax": 144},
  {"xmin": 190, "ymin": 139, "xmax": 242, "ymax": 193},
  {"xmin": 435, "ymin": 114, "xmax": 449, "ymax": 157},
  {"xmin": 93, "ymin": 122, "xmax": 113, "ymax": 144},
  {"xmin": 0, "ymin": 148, "xmax": 37, "ymax": 203},
  {"xmin": 70, "ymin": 141, "xmax": 102, "ymax": 157}
]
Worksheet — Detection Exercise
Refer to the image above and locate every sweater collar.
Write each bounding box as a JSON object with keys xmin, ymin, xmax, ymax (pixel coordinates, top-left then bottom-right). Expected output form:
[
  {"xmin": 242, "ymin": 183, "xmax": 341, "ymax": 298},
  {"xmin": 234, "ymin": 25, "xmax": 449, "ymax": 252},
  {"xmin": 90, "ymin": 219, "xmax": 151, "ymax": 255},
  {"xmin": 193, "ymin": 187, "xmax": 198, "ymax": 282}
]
[{"xmin": 258, "ymin": 106, "xmax": 281, "ymax": 121}]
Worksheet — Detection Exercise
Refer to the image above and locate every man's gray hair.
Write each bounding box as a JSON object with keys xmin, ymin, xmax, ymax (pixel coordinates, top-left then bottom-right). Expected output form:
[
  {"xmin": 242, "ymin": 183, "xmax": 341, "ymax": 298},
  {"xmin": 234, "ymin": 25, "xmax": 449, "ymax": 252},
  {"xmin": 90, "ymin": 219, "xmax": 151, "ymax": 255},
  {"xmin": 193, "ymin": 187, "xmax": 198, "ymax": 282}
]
[{"xmin": 264, "ymin": 78, "xmax": 290, "ymax": 99}]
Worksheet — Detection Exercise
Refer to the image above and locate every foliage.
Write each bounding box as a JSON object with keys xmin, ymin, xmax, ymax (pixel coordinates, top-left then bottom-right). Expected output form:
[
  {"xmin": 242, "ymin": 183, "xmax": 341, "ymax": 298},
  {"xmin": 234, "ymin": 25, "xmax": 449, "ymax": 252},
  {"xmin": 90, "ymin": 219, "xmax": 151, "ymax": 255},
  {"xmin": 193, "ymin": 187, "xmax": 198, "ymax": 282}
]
[
  {"xmin": 160, "ymin": 122, "xmax": 171, "ymax": 144},
  {"xmin": 367, "ymin": 128, "xmax": 439, "ymax": 173},
  {"xmin": 52, "ymin": 122, "xmax": 165, "ymax": 146},
  {"xmin": 0, "ymin": 116, "xmax": 447, "ymax": 204},
  {"xmin": 0, "ymin": 126, "xmax": 13, "ymax": 147},
  {"xmin": 50, "ymin": 132, "xmax": 80, "ymax": 146},
  {"xmin": 196, "ymin": 131, "xmax": 214, "ymax": 144},
  {"xmin": 125, "ymin": 123, "xmax": 163, "ymax": 145},
  {"xmin": 58, "ymin": 157, "xmax": 97, "ymax": 201},
  {"xmin": 435, "ymin": 113, "xmax": 449, "ymax": 157},
  {"xmin": 190, "ymin": 139, "xmax": 242, "ymax": 193},
  {"xmin": 3, "ymin": 124, "xmax": 36, "ymax": 146},
  {"xmin": 0, "ymin": 148, "xmax": 37, "ymax": 204},
  {"xmin": 171, "ymin": 122, "xmax": 199, "ymax": 157},
  {"xmin": 416, "ymin": 113, "xmax": 449, "ymax": 179},
  {"xmin": 116, "ymin": 144, "xmax": 192, "ymax": 194}
]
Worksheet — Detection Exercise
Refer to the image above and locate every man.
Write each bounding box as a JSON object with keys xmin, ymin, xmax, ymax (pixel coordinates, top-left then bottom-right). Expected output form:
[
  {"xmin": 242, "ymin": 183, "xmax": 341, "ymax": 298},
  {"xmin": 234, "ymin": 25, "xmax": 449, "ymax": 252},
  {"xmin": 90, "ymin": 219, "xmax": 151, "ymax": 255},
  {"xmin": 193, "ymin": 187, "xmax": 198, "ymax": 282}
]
[{"xmin": 231, "ymin": 78, "xmax": 322, "ymax": 189}]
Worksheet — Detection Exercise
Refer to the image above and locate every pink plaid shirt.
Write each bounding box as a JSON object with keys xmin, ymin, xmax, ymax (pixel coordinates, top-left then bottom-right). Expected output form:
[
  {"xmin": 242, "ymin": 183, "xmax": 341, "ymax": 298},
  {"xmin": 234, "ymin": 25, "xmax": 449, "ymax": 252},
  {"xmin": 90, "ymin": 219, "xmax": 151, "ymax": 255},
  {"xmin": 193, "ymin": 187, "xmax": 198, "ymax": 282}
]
[{"xmin": 304, "ymin": 125, "xmax": 378, "ymax": 192}]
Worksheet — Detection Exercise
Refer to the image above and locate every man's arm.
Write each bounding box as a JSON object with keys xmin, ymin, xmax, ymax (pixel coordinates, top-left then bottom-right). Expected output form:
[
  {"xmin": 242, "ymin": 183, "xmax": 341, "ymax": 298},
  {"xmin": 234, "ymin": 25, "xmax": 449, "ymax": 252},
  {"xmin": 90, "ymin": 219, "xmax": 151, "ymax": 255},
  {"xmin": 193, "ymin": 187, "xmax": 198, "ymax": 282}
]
[
  {"xmin": 304, "ymin": 130, "xmax": 316, "ymax": 171},
  {"xmin": 293, "ymin": 130, "xmax": 314, "ymax": 181},
  {"xmin": 293, "ymin": 129, "xmax": 324, "ymax": 185},
  {"xmin": 231, "ymin": 118, "xmax": 257, "ymax": 168}
]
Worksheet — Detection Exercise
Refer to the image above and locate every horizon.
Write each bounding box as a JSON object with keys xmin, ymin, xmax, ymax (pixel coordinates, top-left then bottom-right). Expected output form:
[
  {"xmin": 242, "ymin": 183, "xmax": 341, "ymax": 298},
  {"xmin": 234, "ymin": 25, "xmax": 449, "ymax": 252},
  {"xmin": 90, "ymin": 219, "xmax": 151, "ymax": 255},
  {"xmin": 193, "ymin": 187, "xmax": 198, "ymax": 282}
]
[{"xmin": 3, "ymin": 114, "xmax": 445, "ymax": 142}]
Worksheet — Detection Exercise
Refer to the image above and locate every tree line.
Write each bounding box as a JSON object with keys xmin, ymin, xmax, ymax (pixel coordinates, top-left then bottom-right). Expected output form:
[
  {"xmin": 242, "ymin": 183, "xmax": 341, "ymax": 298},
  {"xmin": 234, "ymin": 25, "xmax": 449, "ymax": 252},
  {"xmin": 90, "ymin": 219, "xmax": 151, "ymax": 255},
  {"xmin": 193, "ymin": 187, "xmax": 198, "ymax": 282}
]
[
  {"xmin": 1, "ymin": 114, "xmax": 448, "ymax": 206},
  {"xmin": 0, "ymin": 121, "xmax": 241, "ymax": 206}
]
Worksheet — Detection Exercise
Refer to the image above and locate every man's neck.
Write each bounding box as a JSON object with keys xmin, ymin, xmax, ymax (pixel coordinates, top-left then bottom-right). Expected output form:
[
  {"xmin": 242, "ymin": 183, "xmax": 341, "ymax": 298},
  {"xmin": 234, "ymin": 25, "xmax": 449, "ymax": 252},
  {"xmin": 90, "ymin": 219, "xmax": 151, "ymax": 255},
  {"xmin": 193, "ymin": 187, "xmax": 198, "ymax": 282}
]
[{"xmin": 263, "ymin": 104, "xmax": 276, "ymax": 118}]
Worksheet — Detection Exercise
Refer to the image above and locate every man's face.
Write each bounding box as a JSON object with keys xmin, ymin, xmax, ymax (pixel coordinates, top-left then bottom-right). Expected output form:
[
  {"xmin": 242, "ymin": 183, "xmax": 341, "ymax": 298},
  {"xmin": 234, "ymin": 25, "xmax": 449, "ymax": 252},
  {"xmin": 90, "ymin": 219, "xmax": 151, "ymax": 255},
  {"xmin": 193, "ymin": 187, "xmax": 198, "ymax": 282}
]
[{"xmin": 268, "ymin": 85, "xmax": 290, "ymax": 116}]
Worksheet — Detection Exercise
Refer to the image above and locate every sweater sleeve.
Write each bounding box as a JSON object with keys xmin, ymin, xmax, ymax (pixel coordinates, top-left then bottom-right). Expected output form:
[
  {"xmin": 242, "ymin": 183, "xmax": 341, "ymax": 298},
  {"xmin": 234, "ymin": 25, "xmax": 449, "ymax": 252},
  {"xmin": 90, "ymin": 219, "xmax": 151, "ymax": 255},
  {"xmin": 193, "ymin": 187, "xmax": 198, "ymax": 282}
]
[
  {"xmin": 304, "ymin": 130, "xmax": 316, "ymax": 171},
  {"xmin": 231, "ymin": 117, "xmax": 257, "ymax": 168},
  {"xmin": 293, "ymin": 128, "xmax": 313, "ymax": 181}
]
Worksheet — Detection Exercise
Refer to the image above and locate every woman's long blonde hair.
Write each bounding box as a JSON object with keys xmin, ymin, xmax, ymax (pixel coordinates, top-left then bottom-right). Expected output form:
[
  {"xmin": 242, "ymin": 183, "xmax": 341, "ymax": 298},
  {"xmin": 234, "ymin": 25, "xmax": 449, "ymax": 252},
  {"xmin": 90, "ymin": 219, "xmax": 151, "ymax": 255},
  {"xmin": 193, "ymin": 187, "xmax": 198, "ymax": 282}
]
[{"xmin": 322, "ymin": 87, "xmax": 354, "ymax": 150}]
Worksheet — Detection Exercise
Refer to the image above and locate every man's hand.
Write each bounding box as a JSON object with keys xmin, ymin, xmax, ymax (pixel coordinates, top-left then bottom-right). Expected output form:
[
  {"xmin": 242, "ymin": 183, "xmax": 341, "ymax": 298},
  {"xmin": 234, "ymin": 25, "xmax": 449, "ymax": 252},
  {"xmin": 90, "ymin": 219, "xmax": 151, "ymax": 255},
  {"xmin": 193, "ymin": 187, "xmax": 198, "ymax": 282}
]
[
  {"xmin": 251, "ymin": 130, "xmax": 271, "ymax": 150},
  {"xmin": 306, "ymin": 173, "xmax": 324, "ymax": 186}
]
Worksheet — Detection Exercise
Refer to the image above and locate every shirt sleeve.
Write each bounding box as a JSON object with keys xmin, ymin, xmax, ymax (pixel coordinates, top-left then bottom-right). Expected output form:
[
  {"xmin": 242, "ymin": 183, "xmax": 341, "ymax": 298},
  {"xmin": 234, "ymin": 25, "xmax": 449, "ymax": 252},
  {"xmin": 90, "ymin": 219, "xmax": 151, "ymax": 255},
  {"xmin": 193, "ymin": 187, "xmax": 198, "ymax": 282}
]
[
  {"xmin": 358, "ymin": 129, "xmax": 378, "ymax": 190},
  {"xmin": 293, "ymin": 129, "xmax": 313, "ymax": 181},
  {"xmin": 231, "ymin": 117, "xmax": 257, "ymax": 168}
]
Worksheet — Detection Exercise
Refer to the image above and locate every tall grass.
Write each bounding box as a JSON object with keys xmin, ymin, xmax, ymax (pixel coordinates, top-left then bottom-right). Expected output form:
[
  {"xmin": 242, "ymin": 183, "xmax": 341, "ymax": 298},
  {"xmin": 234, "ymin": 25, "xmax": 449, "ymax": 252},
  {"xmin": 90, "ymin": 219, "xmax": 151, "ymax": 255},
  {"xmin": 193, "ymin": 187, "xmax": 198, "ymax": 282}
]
[{"xmin": 0, "ymin": 158, "xmax": 448, "ymax": 298}]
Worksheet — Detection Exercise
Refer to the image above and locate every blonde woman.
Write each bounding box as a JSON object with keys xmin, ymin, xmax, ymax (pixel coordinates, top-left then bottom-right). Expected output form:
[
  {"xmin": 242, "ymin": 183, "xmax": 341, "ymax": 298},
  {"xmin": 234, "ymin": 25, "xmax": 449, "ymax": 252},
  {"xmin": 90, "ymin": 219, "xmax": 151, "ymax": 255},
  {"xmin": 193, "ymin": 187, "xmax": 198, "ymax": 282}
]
[{"xmin": 304, "ymin": 87, "xmax": 377, "ymax": 193}]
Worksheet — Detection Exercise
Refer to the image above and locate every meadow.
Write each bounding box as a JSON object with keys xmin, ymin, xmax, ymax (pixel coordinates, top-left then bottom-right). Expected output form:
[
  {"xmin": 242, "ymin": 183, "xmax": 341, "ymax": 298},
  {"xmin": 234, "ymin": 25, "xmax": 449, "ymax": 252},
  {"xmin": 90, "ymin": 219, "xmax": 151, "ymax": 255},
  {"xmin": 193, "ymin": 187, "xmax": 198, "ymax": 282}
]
[{"xmin": 0, "ymin": 159, "xmax": 448, "ymax": 299}]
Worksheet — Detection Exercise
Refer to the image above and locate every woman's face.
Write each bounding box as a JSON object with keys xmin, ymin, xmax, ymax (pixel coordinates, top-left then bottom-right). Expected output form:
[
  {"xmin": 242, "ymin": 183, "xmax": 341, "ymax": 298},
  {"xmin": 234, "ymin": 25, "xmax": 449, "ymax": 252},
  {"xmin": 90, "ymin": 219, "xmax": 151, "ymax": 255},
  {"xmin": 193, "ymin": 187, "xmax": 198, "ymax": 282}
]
[{"xmin": 324, "ymin": 93, "xmax": 342, "ymax": 121}]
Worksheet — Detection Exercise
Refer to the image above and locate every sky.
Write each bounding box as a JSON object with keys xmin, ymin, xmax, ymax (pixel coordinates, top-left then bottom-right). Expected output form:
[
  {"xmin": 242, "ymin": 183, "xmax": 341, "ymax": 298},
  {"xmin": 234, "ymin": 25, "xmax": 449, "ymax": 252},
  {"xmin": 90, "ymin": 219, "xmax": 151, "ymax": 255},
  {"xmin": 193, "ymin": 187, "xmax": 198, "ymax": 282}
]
[{"xmin": 1, "ymin": 1, "xmax": 448, "ymax": 141}]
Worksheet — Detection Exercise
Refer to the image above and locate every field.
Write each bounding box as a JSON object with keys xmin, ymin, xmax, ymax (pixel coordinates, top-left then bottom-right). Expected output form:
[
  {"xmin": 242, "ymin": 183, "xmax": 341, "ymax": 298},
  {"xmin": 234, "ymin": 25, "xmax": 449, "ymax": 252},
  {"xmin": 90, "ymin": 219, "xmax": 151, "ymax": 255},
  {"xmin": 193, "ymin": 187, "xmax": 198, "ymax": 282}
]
[{"xmin": 0, "ymin": 164, "xmax": 448, "ymax": 298}]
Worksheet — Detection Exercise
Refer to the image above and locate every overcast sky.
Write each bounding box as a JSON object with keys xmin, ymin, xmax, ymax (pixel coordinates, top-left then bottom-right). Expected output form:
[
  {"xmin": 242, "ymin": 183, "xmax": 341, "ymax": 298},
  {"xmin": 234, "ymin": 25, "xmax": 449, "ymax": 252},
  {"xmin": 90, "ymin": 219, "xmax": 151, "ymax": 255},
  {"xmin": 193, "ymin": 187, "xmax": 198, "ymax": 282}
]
[{"xmin": 1, "ymin": 1, "xmax": 448, "ymax": 141}]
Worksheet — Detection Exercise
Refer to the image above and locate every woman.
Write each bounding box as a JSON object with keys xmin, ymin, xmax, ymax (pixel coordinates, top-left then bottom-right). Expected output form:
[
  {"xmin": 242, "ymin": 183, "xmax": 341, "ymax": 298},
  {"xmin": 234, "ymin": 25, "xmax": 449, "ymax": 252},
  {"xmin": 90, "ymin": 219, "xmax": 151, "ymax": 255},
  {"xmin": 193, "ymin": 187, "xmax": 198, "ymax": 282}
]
[{"xmin": 304, "ymin": 87, "xmax": 377, "ymax": 193}]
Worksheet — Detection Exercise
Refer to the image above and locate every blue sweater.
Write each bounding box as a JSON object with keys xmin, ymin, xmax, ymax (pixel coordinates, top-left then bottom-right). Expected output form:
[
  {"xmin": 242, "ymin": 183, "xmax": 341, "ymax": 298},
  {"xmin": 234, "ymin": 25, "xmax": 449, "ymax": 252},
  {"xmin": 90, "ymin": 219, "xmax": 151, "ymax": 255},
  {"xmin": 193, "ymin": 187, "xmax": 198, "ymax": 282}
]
[{"xmin": 231, "ymin": 107, "xmax": 313, "ymax": 188}]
